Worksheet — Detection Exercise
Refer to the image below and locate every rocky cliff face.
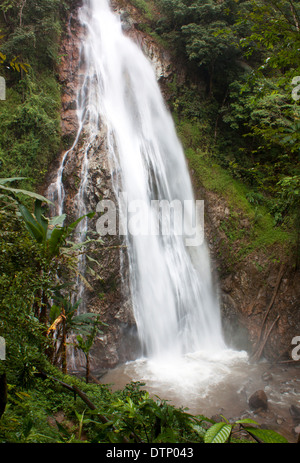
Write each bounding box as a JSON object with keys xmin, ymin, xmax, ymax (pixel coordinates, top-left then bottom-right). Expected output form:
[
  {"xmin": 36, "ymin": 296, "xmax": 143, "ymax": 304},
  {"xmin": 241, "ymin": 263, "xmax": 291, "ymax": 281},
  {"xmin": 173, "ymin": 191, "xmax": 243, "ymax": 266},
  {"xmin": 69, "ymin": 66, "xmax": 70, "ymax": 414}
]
[
  {"xmin": 194, "ymin": 181, "xmax": 300, "ymax": 363},
  {"xmin": 45, "ymin": 0, "xmax": 177, "ymax": 373},
  {"xmin": 47, "ymin": 1, "xmax": 299, "ymax": 373},
  {"xmin": 45, "ymin": 2, "xmax": 135, "ymax": 372}
]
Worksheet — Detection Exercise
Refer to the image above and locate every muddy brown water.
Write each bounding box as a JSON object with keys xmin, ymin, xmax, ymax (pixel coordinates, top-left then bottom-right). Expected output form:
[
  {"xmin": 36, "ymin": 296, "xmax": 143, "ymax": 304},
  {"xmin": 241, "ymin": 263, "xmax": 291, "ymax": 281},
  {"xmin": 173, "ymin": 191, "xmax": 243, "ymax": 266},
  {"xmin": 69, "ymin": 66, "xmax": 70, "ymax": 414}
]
[{"xmin": 98, "ymin": 351, "xmax": 300, "ymax": 443}]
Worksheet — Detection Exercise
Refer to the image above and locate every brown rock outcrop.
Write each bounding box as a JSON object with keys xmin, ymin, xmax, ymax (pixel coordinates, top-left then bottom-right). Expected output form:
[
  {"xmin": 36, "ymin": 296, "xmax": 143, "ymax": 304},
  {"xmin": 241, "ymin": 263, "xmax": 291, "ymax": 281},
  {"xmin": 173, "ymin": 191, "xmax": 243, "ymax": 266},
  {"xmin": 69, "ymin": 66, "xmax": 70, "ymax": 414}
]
[
  {"xmin": 249, "ymin": 390, "xmax": 268, "ymax": 411},
  {"xmin": 45, "ymin": 2, "xmax": 141, "ymax": 371},
  {"xmin": 193, "ymin": 180, "xmax": 300, "ymax": 362}
]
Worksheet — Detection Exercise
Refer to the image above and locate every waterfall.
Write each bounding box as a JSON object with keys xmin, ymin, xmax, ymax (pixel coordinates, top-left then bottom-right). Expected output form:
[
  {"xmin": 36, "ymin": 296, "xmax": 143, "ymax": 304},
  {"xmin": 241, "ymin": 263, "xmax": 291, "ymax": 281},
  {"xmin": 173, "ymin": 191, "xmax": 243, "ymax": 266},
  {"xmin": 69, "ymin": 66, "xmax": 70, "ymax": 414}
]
[
  {"xmin": 78, "ymin": 0, "xmax": 226, "ymax": 360},
  {"xmin": 49, "ymin": 0, "xmax": 230, "ymax": 372}
]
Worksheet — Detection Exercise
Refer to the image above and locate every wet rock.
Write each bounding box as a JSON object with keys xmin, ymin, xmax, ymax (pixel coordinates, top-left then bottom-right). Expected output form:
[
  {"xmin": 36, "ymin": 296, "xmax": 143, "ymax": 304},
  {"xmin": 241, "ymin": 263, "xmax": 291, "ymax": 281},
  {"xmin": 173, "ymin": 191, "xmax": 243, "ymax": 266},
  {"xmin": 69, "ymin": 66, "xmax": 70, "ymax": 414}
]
[
  {"xmin": 262, "ymin": 371, "xmax": 273, "ymax": 382},
  {"xmin": 221, "ymin": 275, "xmax": 233, "ymax": 293},
  {"xmin": 290, "ymin": 404, "xmax": 300, "ymax": 421},
  {"xmin": 120, "ymin": 9, "xmax": 134, "ymax": 32},
  {"xmin": 248, "ymin": 390, "xmax": 268, "ymax": 411},
  {"xmin": 210, "ymin": 412, "xmax": 225, "ymax": 423},
  {"xmin": 61, "ymin": 109, "xmax": 78, "ymax": 137}
]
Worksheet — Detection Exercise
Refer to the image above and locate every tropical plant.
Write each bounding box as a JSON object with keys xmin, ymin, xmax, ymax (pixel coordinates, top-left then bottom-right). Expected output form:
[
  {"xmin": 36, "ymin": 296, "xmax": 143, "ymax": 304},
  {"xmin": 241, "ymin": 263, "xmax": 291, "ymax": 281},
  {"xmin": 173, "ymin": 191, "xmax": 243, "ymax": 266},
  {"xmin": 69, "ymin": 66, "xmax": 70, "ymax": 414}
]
[
  {"xmin": 203, "ymin": 416, "xmax": 289, "ymax": 443},
  {"xmin": 0, "ymin": 178, "xmax": 100, "ymax": 380},
  {"xmin": 0, "ymin": 177, "xmax": 52, "ymax": 202},
  {"xmin": 47, "ymin": 294, "xmax": 82, "ymax": 373},
  {"xmin": 14, "ymin": 195, "xmax": 95, "ymax": 324},
  {"xmin": 107, "ymin": 389, "xmax": 199, "ymax": 443},
  {"xmin": 48, "ymin": 292, "xmax": 105, "ymax": 376},
  {"xmin": 18, "ymin": 198, "xmax": 95, "ymax": 262},
  {"xmin": 75, "ymin": 315, "xmax": 105, "ymax": 383},
  {"xmin": 0, "ymin": 196, "xmax": 51, "ymax": 386},
  {"xmin": 0, "ymin": 28, "xmax": 30, "ymax": 73}
]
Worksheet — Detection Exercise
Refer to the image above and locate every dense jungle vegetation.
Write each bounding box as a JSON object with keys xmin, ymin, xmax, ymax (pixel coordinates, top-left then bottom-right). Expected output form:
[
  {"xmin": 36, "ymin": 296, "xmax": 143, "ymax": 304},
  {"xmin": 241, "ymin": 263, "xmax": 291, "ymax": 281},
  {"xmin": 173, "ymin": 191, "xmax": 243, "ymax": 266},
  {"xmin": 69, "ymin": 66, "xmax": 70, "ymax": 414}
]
[{"xmin": 0, "ymin": 0, "xmax": 298, "ymax": 444}]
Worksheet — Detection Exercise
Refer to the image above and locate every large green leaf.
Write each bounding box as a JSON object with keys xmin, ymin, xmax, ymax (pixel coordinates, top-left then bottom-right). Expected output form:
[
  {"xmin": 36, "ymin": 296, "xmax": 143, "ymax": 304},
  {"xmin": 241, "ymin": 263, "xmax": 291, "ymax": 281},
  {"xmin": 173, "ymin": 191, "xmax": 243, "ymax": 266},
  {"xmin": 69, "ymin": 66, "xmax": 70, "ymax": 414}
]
[
  {"xmin": 46, "ymin": 215, "xmax": 66, "ymax": 241},
  {"xmin": 47, "ymin": 227, "xmax": 65, "ymax": 258},
  {"xmin": 235, "ymin": 418, "xmax": 258, "ymax": 425},
  {"xmin": 72, "ymin": 313, "xmax": 102, "ymax": 325},
  {"xmin": 0, "ymin": 177, "xmax": 27, "ymax": 184},
  {"xmin": 46, "ymin": 213, "xmax": 94, "ymax": 258},
  {"xmin": 48, "ymin": 214, "xmax": 66, "ymax": 228},
  {"xmin": 34, "ymin": 200, "xmax": 48, "ymax": 236},
  {"xmin": 204, "ymin": 422, "xmax": 232, "ymax": 443},
  {"xmin": 66, "ymin": 212, "xmax": 95, "ymax": 235},
  {"xmin": 243, "ymin": 427, "xmax": 288, "ymax": 443},
  {"xmin": 0, "ymin": 184, "xmax": 53, "ymax": 204},
  {"xmin": 49, "ymin": 304, "xmax": 61, "ymax": 323},
  {"xmin": 18, "ymin": 203, "xmax": 45, "ymax": 243}
]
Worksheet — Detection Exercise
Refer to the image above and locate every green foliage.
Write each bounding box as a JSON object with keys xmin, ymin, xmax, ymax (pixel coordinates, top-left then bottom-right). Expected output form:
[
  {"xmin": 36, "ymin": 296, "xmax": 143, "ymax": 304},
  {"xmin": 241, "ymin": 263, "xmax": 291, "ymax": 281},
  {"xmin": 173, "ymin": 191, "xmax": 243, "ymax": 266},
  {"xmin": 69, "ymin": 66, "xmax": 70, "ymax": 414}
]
[
  {"xmin": 238, "ymin": 0, "xmax": 300, "ymax": 73},
  {"xmin": 203, "ymin": 417, "xmax": 289, "ymax": 443},
  {"xmin": 151, "ymin": 0, "xmax": 299, "ymax": 252},
  {"xmin": 130, "ymin": 0, "xmax": 157, "ymax": 21},
  {"xmin": 0, "ymin": 0, "xmax": 65, "ymax": 68},
  {"xmin": 107, "ymin": 385, "xmax": 199, "ymax": 443},
  {"xmin": 0, "ymin": 179, "xmax": 97, "ymax": 383},
  {"xmin": 218, "ymin": 0, "xmax": 300, "ymax": 234},
  {"xmin": 0, "ymin": 374, "xmax": 289, "ymax": 444},
  {"xmin": 0, "ymin": 173, "xmax": 291, "ymax": 444},
  {"xmin": 0, "ymin": 0, "xmax": 297, "ymax": 444},
  {"xmin": 185, "ymin": 147, "xmax": 293, "ymax": 265},
  {"xmin": 221, "ymin": 76, "xmax": 300, "ymax": 202},
  {"xmin": 204, "ymin": 421, "xmax": 232, "ymax": 443},
  {"xmin": 0, "ymin": 176, "xmax": 53, "ymax": 202},
  {"xmin": 0, "ymin": 198, "xmax": 51, "ymax": 385},
  {"xmin": 155, "ymin": 0, "xmax": 243, "ymax": 95},
  {"xmin": 0, "ymin": 71, "xmax": 61, "ymax": 189},
  {"xmin": 0, "ymin": 47, "xmax": 30, "ymax": 73},
  {"xmin": 75, "ymin": 316, "xmax": 105, "ymax": 355},
  {"xmin": 18, "ymin": 198, "xmax": 95, "ymax": 262},
  {"xmin": 0, "ymin": 0, "xmax": 66, "ymax": 190}
]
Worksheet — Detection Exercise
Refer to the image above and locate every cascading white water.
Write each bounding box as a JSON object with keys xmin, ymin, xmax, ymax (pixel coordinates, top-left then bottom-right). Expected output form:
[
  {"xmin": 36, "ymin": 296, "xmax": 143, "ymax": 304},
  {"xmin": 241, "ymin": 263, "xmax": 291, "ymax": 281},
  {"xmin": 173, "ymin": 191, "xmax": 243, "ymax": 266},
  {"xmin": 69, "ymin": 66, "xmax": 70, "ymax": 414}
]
[
  {"xmin": 44, "ymin": 6, "xmax": 300, "ymax": 438},
  {"xmin": 48, "ymin": 0, "xmax": 248, "ymax": 384},
  {"xmin": 77, "ymin": 0, "xmax": 227, "ymax": 361}
]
